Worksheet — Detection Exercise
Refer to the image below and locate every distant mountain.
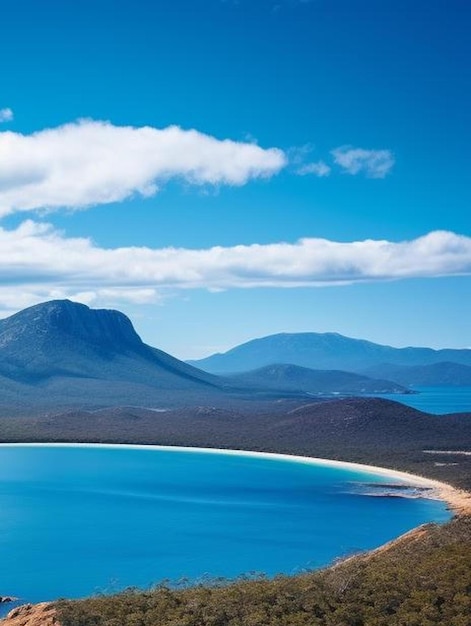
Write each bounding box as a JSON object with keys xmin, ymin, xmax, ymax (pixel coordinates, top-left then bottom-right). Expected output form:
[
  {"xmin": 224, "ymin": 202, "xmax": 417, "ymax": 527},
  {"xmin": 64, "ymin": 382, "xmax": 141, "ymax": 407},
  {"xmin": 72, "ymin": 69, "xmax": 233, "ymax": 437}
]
[
  {"xmin": 227, "ymin": 363, "xmax": 409, "ymax": 395},
  {"xmin": 363, "ymin": 361, "xmax": 471, "ymax": 387},
  {"xmin": 2, "ymin": 302, "xmax": 468, "ymax": 417},
  {"xmin": 0, "ymin": 300, "xmax": 226, "ymax": 414},
  {"xmin": 188, "ymin": 332, "xmax": 471, "ymax": 375}
]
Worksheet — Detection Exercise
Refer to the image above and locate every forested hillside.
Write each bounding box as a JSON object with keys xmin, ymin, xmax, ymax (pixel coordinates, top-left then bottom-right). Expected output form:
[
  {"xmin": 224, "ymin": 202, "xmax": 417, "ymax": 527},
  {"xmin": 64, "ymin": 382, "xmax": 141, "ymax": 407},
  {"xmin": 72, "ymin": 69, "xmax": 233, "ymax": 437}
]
[{"xmin": 55, "ymin": 516, "xmax": 471, "ymax": 626}]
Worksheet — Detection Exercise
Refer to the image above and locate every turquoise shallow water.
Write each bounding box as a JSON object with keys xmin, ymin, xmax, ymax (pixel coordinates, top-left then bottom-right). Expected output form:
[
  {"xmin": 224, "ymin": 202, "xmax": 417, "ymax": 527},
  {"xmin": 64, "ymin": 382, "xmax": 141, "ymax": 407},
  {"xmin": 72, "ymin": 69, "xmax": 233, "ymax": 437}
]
[{"xmin": 0, "ymin": 445, "xmax": 451, "ymax": 608}]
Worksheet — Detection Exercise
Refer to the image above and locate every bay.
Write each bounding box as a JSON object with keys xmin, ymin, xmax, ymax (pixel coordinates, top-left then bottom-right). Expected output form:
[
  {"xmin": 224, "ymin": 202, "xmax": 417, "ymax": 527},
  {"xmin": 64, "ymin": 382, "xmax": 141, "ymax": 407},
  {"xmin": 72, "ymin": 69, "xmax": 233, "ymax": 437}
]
[
  {"xmin": 0, "ymin": 445, "xmax": 450, "ymax": 609},
  {"xmin": 377, "ymin": 386, "xmax": 471, "ymax": 414}
]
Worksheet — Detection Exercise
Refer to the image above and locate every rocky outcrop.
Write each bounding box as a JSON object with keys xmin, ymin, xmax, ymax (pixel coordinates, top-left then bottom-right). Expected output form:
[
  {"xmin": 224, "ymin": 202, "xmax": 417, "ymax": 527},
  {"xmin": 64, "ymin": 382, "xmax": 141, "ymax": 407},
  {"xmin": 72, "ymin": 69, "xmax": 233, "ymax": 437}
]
[{"xmin": 0, "ymin": 603, "xmax": 59, "ymax": 626}]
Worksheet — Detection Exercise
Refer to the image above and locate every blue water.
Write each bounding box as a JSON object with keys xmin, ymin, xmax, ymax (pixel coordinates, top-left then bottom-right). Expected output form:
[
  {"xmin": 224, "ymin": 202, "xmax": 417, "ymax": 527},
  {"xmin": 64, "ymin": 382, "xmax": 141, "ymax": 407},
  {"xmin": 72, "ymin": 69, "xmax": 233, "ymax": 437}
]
[
  {"xmin": 377, "ymin": 386, "xmax": 471, "ymax": 414},
  {"xmin": 0, "ymin": 445, "xmax": 450, "ymax": 609}
]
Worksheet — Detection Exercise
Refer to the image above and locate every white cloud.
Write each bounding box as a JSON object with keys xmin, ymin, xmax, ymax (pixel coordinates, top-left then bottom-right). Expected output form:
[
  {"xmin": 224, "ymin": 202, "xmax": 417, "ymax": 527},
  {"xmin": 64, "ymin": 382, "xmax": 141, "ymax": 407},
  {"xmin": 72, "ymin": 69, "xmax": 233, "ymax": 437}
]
[
  {"xmin": 0, "ymin": 221, "xmax": 469, "ymax": 312},
  {"xmin": 0, "ymin": 108, "xmax": 13, "ymax": 123},
  {"xmin": 296, "ymin": 161, "xmax": 331, "ymax": 177},
  {"xmin": 331, "ymin": 146, "xmax": 395, "ymax": 178},
  {"xmin": 0, "ymin": 119, "xmax": 286, "ymax": 216}
]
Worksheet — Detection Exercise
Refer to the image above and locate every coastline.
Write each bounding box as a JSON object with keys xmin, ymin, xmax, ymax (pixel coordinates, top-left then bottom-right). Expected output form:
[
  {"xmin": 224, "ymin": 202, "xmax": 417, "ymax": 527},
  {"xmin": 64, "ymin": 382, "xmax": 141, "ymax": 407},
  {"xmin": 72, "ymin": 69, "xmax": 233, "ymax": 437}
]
[
  {"xmin": 2, "ymin": 442, "xmax": 470, "ymax": 515},
  {"xmin": 1, "ymin": 442, "xmax": 470, "ymax": 624}
]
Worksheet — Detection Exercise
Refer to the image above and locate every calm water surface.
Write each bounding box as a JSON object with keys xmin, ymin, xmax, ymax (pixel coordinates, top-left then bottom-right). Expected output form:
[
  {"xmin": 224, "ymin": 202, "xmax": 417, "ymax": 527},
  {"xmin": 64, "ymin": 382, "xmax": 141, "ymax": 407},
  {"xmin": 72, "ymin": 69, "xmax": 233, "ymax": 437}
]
[
  {"xmin": 378, "ymin": 386, "xmax": 471, "ymax": 414},
  {"xmin": 0, "ymin": 445, "xmax": 451, "ymax": 608}
]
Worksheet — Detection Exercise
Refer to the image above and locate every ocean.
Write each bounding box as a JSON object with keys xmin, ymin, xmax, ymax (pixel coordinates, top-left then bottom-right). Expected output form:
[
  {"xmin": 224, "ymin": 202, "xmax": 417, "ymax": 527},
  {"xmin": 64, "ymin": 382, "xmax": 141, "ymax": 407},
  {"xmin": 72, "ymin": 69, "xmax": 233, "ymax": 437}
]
[{"xmin": 0, "ymin": 444, "xmax": 450, "ymax": 609}]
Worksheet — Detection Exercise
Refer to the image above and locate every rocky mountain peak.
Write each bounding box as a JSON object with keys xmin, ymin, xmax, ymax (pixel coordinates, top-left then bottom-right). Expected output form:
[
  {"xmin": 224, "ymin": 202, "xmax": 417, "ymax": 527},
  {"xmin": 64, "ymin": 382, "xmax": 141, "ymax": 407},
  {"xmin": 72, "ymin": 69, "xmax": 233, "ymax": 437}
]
[{"xmin": 0, "ymin": 299, "xmax": 143, "ymax": 352}]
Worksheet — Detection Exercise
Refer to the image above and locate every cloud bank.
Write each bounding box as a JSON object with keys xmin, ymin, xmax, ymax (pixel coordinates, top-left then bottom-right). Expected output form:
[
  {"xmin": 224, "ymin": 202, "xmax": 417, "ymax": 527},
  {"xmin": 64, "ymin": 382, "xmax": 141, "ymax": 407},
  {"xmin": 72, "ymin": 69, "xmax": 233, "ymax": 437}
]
[
  {"xmin": 0, "ymin": 222, "xmax": 469, "ymax": 311},
  {"xmin": 0, "ymin": 119, "xmax": 286, "ymax": 216},
  {"xmin": 0, "ymin": 117, "xmax": 394, "ymax": 217}
]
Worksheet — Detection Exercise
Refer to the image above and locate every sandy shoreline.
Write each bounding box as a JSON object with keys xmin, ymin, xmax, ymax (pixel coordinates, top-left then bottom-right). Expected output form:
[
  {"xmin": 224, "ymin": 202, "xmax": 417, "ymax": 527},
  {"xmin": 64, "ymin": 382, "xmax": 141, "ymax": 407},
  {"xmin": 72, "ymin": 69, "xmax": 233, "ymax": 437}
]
[
  {"xmin": 0, "ymin": 441, "xmax": 470, "ymax": 623},
  {"xmin": 2, "ymin": 442, "xmax": 470, "ymax": 515}
]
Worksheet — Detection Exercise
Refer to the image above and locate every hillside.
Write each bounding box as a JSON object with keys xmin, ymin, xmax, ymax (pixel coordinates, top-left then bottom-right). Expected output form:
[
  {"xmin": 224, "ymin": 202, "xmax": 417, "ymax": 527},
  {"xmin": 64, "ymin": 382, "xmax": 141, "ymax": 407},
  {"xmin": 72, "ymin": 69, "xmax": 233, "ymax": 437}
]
[
  {"xmin": 2, "ymin": 397, "xmax": 470, "ymax": 490},
  {"xmin": 188, "ymin": 332, "xmax": 471, "ymax": 375},
  {"xmin": 0, "ymin": 300, "xmax": 227, "ymax": 413},
  {"xmin": 4, "ymin": 515, "xmax": 467, "ymax": 626},
  {"xmin": 227, "ymin": 363, "xmax": 408, "ymax": 394}
]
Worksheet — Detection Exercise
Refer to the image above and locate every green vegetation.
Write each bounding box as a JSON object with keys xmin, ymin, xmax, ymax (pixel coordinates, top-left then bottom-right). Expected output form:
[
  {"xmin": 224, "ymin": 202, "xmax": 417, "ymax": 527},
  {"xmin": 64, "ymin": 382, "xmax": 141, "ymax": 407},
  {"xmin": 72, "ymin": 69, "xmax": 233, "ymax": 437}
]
[{"xmin": 57, "ymin": 516, "xmax": 471, "ymax": 626}]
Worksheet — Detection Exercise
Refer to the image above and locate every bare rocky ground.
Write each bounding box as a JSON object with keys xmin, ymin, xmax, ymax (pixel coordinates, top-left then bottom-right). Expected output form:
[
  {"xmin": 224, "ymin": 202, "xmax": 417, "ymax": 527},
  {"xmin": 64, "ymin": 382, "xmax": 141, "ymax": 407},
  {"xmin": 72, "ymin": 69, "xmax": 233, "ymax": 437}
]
[{"xmin": 1, "ymin": 603, "xmax": 58, "ymax": 626}]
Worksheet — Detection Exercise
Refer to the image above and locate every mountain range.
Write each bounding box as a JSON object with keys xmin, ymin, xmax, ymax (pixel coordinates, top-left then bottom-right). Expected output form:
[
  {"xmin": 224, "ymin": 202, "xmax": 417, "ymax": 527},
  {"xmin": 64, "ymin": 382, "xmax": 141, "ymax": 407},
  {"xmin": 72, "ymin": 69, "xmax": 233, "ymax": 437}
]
[
  {"xmin": 188, "ymin": 332, "xmax": 471, "ymax": 384},
  {"xmin": 0, "ymin": 300, "xmax": 468, "ymax": 417}
]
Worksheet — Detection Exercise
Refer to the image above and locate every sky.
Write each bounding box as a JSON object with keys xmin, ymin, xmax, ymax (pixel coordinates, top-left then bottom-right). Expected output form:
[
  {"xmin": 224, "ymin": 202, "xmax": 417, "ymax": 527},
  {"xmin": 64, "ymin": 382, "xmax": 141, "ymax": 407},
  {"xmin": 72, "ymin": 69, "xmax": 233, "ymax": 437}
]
[{"xmin": 0, "ymin": 0, "xmax": 470, "ymax": 358}]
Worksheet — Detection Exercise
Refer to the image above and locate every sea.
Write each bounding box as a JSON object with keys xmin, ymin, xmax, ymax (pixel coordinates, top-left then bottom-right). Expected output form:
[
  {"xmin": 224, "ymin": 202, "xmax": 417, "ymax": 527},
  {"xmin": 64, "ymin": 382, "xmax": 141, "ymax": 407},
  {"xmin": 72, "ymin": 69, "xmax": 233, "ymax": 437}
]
[
  {"xmin": 0, "ymin": 444, "xmax": 451, "ymax": 611},
  {"xmin": 376, "ymin": 386, "xmax": 471, "ymax": 414}
]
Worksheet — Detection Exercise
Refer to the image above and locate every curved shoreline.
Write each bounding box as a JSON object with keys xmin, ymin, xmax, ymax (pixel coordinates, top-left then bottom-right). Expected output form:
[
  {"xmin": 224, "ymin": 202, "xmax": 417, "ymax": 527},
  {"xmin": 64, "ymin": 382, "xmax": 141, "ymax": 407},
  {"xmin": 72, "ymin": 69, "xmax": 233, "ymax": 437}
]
[{"xmin": 2, "ymin": 442, "xmax": 470, "ymax": 515}]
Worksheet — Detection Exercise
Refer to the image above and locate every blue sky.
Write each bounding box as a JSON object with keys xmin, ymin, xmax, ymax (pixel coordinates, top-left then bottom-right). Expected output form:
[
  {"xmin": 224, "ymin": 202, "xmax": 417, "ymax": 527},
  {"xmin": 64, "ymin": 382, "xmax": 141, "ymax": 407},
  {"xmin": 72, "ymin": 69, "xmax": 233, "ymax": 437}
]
[{"xmin": 0, "ymin": 0, "xmax": 470, "ymax": 357}]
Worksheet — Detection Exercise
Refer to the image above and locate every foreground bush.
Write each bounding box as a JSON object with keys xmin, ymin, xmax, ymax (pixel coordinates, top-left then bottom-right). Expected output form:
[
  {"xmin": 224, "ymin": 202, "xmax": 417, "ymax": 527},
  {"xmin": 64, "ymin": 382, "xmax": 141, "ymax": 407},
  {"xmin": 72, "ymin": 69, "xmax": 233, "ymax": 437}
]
[{"xmin": 58, "ymin": 516, "xmax": 471, "ymax": 626}]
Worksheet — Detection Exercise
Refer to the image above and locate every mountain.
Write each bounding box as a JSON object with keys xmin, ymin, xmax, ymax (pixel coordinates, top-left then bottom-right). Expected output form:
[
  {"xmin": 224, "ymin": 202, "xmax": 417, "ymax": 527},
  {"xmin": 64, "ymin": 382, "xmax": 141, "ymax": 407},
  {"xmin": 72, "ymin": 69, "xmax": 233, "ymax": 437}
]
[
  {"xmin": 362, "ymin": 361, "xmax": 471, "ymax": 387},
  {"xmin": 227, "ymin": 363, "xmax": 409, "ymax": 395},
  {"xmin": 188, "ymin": 332, "xmax": 471, "ymax": 374},
  {"xmin": 0, "ymin": 300, "xmax": 226, "ymax": 413},
  {"xmin": 1, "ymin": 302, "xmax": 468, "ymax": 416}
]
